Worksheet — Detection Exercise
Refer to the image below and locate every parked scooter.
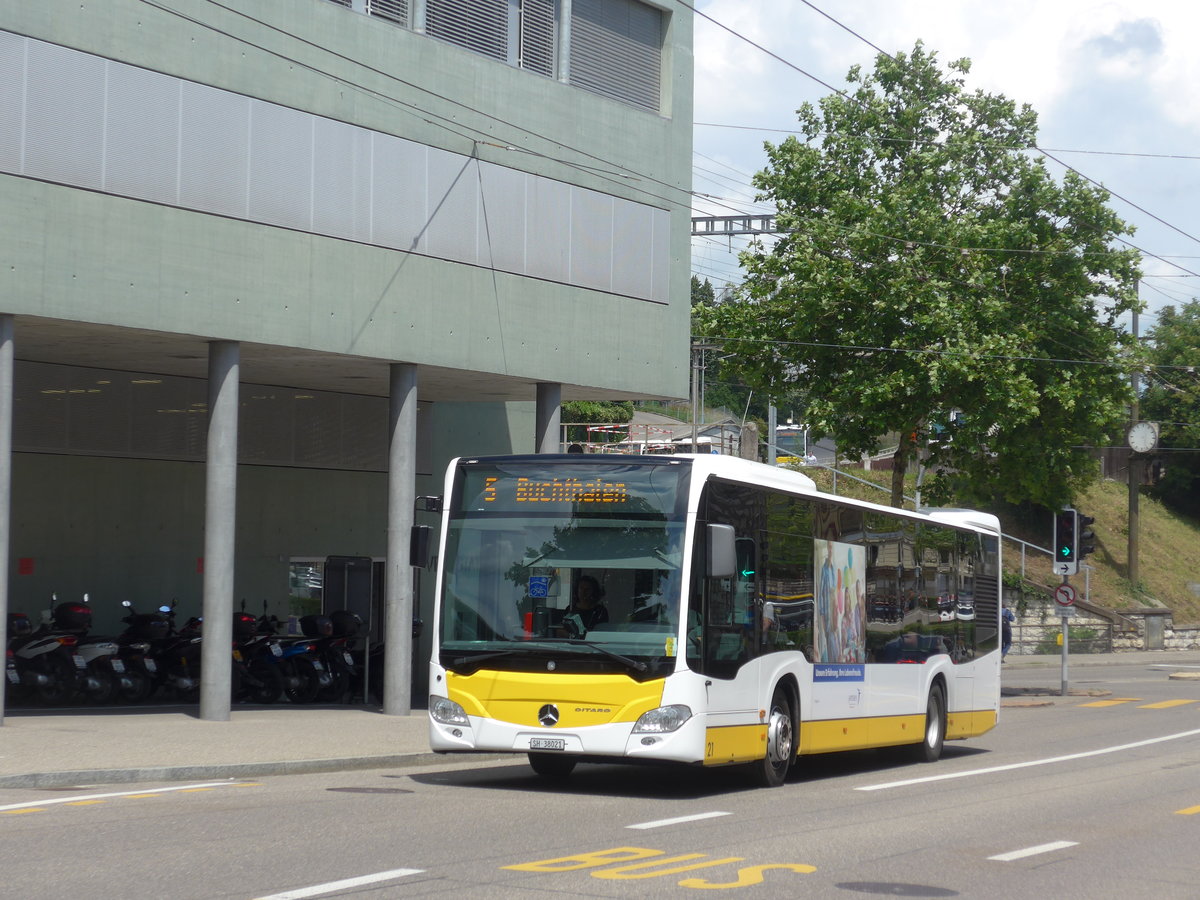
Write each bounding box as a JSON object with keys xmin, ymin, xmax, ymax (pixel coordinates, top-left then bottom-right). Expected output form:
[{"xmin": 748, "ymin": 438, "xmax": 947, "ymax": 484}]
[
  {"xmin": 232, "ymin": 608, "xmax": 285, "ymax": 704},
  {"xmin": 116, "ymin": 600, "xmax": 173, "ymax": 703},
  {"xmin": 301, "ymin": 610, "xmax": 362, "ymax": 703},
  {"xmin": 6, "ymin": 610, "xmax": 62, "ymax": 704},
  {"xmin": 48, "ymin": 594, "xmax": 147, "ymax": 704},
  {"xmin": 152, "ymin": 602, "xmax": 204, "ymax": 702}
]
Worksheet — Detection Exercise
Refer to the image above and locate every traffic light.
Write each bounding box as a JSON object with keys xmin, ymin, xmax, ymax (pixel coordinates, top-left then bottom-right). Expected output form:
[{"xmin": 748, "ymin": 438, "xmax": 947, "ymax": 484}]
[
  {"xmin": 1053, "ymin": 508, "xmax": 1078, "ymax": 575},
  {"xmin": 1077, "ymin": 513, "xmax": 1096, "ymax": 561}
]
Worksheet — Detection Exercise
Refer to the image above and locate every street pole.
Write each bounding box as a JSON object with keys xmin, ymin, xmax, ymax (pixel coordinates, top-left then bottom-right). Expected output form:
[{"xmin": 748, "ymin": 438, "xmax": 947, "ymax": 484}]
[{"xmin": 1128, "ymin": 307, "xmax": 1140, "ymax": 588}]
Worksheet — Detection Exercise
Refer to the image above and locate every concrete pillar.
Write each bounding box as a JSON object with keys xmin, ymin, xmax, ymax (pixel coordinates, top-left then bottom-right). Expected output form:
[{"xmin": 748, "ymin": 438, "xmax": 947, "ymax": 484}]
[
  {"xmin": 535, "ymin": 382, "xmax": 561, "ymax": 453},
  {"xmin": 384, "ymin": 363, "xmax": 418, "ymax": 715},
  {"xmin": 0, "ymin": 316, "xmax": 12, "ymax": 725},
  {"xmin": 200, "ymin": 341, "xmax": 239, "ymax": 722}
]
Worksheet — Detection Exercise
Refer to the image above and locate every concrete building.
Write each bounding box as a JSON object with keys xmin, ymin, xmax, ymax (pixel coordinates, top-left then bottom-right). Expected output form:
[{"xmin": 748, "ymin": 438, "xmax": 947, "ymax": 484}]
[{"xmin": 0, "ymin": 0, "xmax": 693, "ymax": 717}]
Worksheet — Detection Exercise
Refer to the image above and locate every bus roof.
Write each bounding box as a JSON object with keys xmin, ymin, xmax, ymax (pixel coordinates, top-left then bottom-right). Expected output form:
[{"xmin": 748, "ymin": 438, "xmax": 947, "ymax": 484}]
[{"xmin": 450, "ymin": 454, "xmax": 1000, "ymax": 536}]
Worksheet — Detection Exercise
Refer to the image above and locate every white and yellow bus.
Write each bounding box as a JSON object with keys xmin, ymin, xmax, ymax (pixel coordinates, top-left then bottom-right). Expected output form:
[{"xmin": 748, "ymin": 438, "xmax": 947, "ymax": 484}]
[{"xmin": 427, "ymin": 453, "xmax": 1001, "ymax": 786}]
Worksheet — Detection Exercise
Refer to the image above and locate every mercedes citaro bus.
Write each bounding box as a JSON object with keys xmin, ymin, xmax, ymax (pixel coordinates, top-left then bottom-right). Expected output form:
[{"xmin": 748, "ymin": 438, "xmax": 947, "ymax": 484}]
[{"xmin": 427, "ymin": 454, "xmax": 1001, "ymax": 786}]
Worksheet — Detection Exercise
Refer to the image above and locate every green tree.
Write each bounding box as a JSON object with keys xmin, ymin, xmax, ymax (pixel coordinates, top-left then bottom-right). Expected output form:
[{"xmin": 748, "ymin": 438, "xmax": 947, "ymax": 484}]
[
  {"xmin": 560, "ymin": 400, "xmax": 634, "ymax": 446},
  {"xmin": 701, "ymin": 44, "xmax": 1142, "ymax": 508},
  {"xmin": 1141, "ymin": 299, "xmax": 1200, "ymax": 516}
]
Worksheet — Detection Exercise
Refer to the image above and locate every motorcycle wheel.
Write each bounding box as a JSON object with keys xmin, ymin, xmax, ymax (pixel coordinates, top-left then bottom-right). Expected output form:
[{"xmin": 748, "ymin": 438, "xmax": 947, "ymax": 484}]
[
  {"xmin": 283, "ymin": 657, "xmax": 322, "ymax": 704},
  {"xmin": 33, "ymin": 654, "xmax": 78, "ymax": 706},
  {"xmin": 85, "ymin": 665, "xmax": 119, "ymax": 705},
  {"xmin": 116, "ymin": 667, "xmax": 153, "ymax": 704},
  {"xmin": 317, "ymin": 663, "xmax": 351, "ymax": 703},
  {"xmin": 244, "ymin": 659, "xmax": 284, "ymax": 704}
]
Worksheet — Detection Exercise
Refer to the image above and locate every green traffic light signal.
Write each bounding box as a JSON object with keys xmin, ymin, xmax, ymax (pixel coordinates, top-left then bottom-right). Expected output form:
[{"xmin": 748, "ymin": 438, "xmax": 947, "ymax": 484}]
[{"xmin": 1054, "ymin": 509, "xmax": 1077, "ymax": 566}]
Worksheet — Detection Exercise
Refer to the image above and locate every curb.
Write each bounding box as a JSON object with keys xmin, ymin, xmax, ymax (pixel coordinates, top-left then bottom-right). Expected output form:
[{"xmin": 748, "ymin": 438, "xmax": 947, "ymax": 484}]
[{"xmin": 0, "ymin": 751, "xmax": 509, "ymax": 790}]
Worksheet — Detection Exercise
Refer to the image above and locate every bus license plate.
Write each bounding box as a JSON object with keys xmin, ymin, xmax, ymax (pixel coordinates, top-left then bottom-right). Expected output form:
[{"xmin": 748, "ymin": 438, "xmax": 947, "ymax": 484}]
[{"xmin": 530, "ymin": 738, "xmax": 565, "ymax": 751}]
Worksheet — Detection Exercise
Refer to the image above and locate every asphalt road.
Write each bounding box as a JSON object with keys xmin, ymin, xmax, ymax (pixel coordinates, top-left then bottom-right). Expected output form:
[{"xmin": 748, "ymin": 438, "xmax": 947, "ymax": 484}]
[{"xmin": 2, "ymin": 661, "xmax": 1198, "ymax": 899}]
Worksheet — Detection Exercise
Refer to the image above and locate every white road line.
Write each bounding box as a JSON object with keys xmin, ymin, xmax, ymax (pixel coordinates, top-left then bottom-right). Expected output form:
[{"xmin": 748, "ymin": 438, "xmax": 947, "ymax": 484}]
[
  {"xmin": 989, "ymin": 841, "xmax": 1079, "ymax": 862},
  {"xmin": 857, "ymin": 726, "xmax": 1200, "ymax": 791},
  {"xmin": 627, "ymin": 811, "xmax": 731, "ymax": 830},
  {"xmin": 0, "ymin": 781, "xmax": 238, "ymax": 812},
  {"xmin": 252, "ymin": 869, "xmax": 424, "ymax": 900}
]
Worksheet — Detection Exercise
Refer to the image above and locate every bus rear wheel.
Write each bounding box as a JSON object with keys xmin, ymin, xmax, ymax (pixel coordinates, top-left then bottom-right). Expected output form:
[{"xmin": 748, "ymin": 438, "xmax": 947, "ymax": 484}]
[
  {"xmin": 528, "ymin": 752, "xmax": 577, "ymax": 778},
  {"xmin": 912, "ymin": 683, "xmax": 946, "ymax": 763},
  {"xmin": 754, "ymin": 687, "xmax": 795, "ymax": 787}
]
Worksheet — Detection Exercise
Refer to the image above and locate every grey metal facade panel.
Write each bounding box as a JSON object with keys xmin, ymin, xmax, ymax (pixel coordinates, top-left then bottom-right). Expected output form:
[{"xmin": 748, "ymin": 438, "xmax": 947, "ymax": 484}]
[
  {"xmin": 524, "ymin": 174, "xmax": 572, "ymax": 284},
  {"xmin": 476, "ymin": 160, "xmax": 527, "ymax": 273},
  {"xmin": 312, "ymin": 116, "xmax": 369, "ymax": 244},
  {"xmin": 105, "ymin": 64, "xmax": 181, "ymax": 205},
  {"xmin": 610, "ymin": 200, "xmax": 654, "ymax": 300},
  {"xmin": 370, "ymin": 132, "xmax": 427, "ymax": 253},
  {"xmin": 248, "ymin": 100, "xmax": 315, "ymax": 231},
  {"xmin": 569, "ymin": 186, "xmax": 614, "ymax": 292},
  {"xmin": 23, "ymin": 41, "xmax": 105, "ymax": 190},
  {"xmin": 0, "ymin": 31, "xmax": 25, "ymax": 174},
  {"xmin": 423, "ymin": 150, "xmax": 480, "ymax": 265},
  {"xmin": 178, "ymin": 80, "xmax": 251, "ymax": 220}
]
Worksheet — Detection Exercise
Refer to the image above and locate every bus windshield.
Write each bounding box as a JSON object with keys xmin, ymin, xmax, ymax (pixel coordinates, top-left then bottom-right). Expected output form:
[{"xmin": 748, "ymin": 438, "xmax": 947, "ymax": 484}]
[{"xmin": 439, "ymin": 458, "xmax": 689, "ymax": 677}]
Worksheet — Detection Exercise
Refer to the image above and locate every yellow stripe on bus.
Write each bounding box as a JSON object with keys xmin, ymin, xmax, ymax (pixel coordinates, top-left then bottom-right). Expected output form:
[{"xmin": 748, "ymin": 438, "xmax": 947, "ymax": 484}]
[
  {"xmin": 946, "ymin": 709, "xmax": 998, "ymax": 739},
  {"xmin": 447, "ymin": 670, "xmax": 665, "ymax": 727},
  {"xmin": 703, "ymin": 724, "xmax": 767, "ymax": 765}
]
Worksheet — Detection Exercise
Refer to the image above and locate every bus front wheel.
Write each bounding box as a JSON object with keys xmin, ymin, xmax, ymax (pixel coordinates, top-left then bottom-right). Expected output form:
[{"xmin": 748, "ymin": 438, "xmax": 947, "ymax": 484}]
[
  {"xmin": 913, "ymin": 683, "xmax": 946, "ymax": 763},
  {"xmin": 754, "ymin": 687, "xmax": 795, "ymax": 787}
]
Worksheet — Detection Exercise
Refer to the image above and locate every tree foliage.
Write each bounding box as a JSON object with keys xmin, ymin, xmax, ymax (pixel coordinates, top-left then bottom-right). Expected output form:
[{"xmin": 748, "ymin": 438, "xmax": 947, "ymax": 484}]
[
  {"xmin": 697, "ymin": 44, "xmax": 1142, "ymax": 508},
  {"xmin": 1141, "ymin": 300, "xmax": 1200, "ymax": 516}
]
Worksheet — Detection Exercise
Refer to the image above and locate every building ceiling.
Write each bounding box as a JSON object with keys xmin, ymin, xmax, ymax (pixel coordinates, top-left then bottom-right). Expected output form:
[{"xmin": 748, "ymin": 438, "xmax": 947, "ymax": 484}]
[{"xmin": 12, "ymin": 316, "xmax": 659, "ymax": 404}]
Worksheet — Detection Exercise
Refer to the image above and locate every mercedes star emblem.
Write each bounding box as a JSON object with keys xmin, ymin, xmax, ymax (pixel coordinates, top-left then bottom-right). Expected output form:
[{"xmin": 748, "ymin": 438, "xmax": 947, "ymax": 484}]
[{"xmin": 537, "ymin": 704, "xmax": 559, "ymax": 727}]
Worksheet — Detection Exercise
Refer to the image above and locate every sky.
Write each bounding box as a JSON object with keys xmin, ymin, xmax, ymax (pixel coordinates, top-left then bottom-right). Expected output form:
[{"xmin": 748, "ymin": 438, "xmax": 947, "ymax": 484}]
[{"xmin": 690, "ymin": 0, "xmax": 1200, "ymax": 334}]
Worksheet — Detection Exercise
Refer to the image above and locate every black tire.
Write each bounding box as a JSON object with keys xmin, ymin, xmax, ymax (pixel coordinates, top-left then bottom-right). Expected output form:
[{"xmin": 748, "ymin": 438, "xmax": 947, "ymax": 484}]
[
  {"xmin": 116, "ymin": 667, "xmax": 154, "ymax": 704},
  {"xmin": 84, "ymin": 664, "xmax": 119, "ymax": 704},
  {"xmin": 244, "ymin": 659, "xmax": 284, "ymax": 704},
  {"xmin": 283, "ymin": 657, "xmax": 322, "ymax": 704},
  {"xmin": 913, "ymin": 683, "xmax": 946, "ymax": 763},
  {"xmin": 317, "ymin": 660, "xmax": 351, "ymax": 703},
  {"xmin": 33, "ymin": 653, "xmax": 78, "ymax": 705},
  {"xmin": 528, "ymin": 752, "xmax": 577, "ymax": 777},
  {"xmin": 754, "ymin": 686, "xmax": 795, "ymax": 787}
]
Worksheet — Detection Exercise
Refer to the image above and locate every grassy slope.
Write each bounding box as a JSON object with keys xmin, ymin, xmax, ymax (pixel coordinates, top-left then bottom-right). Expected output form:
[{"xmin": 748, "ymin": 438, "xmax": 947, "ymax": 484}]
[{"xmin": 799, "ymin": 466, "xmax": 1200, "ymax": 625}]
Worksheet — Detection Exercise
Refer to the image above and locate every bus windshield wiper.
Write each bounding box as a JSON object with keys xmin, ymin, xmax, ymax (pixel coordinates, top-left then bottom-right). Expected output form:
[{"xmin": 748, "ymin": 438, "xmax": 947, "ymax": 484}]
[
  {"xmin": 539, "ymin": 638, "xmax": 648, "ymax": 672},
  {"xmin": 450, "ymin": 640, "xmax": 647, "ymax": 673},
  {"xmin": 450, "ymin": 649, "xmax": 523, "ymax": 668}
]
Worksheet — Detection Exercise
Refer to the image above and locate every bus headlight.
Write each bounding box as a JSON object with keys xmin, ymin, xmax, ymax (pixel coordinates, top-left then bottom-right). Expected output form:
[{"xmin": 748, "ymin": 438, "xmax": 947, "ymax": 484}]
[
  {"xmin": 632, "ymin": 704, "xmax": 692, "ymax": 734},
  {"xmin": 429, "ymin": 695, "xmax": 469, "ymax": 726}
]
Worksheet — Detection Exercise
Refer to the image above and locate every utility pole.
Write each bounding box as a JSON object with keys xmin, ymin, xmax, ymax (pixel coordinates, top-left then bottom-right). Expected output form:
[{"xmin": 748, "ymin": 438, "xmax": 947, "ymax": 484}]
[{"xmin": 1128, "ymin": 308, "xmax": 1140, "ymax": 589}]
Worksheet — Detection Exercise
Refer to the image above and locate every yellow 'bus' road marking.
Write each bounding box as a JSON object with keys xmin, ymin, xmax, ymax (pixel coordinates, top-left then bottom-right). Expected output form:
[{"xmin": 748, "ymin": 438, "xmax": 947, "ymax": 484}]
[
  {"xmin": 1079, "ymin": 698, "xmax": 1141, "ymax": 707},
  {"xmin": 66, "ymin": 800, "xmax": 106, "ymax": 806},
  {"xmin": 1, "ymin": 808, "xmax": 44, "ymax": 815},
  {"xmin": 123, "ymin": 794, "xmax": 162, "ymax": 800},
  {"xmin": 1176, "ymin": 805, "xmax": 1200, "ymax": 815},
  {"xmin": 1139, "ymin": 699, "xmax": 1198, "ymax": 709}
]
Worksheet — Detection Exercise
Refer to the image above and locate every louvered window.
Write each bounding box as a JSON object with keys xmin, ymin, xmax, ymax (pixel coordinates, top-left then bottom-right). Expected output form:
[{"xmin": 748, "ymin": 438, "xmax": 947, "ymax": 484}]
[
  {"xmin": 325, "ymin": 0, "xmax": 352, "ymax": 7},
  {"xmin": 425, "ymin": 0, "xmax": 511, "ymax": 63},
  {"xmin": 569, "ymin": 0, "xmax": 662, "ymax": 112},
  {"xmin": 367, "ymin": 0, "xmax": 408, "ymax": 26},
  {"xmin": 520, "ymin": 0, "xmax": 557, "ymax": 77}
]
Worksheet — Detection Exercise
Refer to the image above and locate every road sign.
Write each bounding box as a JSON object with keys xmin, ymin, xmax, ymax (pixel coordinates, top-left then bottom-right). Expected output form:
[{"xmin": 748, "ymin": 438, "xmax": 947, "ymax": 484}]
[{"xmin": 1054, "ymin": 583, "xmax": 1077, "ymax": 607}]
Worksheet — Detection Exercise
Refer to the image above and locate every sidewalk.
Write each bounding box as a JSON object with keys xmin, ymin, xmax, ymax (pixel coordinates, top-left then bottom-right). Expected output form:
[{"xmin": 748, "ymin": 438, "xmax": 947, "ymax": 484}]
[
  {"xmin": 0, "ymin": 704, "xmax": 465, "ymax": 790},
  {"xmin": 2, "ymin": 649, "xmax": 1198, "ymax": 790}
]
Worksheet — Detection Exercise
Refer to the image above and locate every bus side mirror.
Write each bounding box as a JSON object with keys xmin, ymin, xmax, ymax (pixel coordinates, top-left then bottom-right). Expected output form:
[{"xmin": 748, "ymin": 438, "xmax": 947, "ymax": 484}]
[
  {"xmin": 410, "ymin": 525, "xmax": 433, "ymax": 568},
  {"xmin": 707, "ymin": 524, "xmax": 736, "ymax": 578}
]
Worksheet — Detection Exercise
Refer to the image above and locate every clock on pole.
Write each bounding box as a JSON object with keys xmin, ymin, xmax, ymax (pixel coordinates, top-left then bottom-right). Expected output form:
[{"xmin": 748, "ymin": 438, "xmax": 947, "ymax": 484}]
[{"xmin": 1127, "ymin": 421, "xmax": 1158, "ymax": 454}]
